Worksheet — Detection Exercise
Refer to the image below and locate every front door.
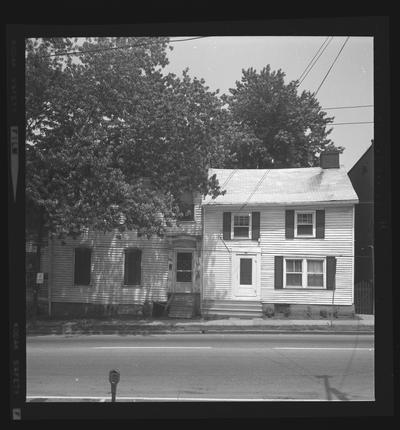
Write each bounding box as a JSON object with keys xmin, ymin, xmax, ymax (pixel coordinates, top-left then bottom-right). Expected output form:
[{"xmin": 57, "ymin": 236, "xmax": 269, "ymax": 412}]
[
  {"xmin": 234, "ymin": 253, "xmax": 259, "ymax": 298},
  {"xmin": 175, "ymin": 251, "xmax": 193, "ymax": 293}
]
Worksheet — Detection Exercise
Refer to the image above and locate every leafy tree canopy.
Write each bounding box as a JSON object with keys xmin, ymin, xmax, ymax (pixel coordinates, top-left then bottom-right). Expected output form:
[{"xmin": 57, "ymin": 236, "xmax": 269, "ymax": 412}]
[
  {"xmin": 26, "ymin": 37, "xmax": 231, "ymax": 240},
  {"xmin": 222, "ymin": 65, "xmax": 341, "ymax": 168}
]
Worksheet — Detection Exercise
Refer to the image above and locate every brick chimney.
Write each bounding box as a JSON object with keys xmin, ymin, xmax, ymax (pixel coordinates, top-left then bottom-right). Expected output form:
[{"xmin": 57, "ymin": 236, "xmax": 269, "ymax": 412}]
[{"xmin": 320, "ymin": 149, "xmax": 340, "ymax": 169}]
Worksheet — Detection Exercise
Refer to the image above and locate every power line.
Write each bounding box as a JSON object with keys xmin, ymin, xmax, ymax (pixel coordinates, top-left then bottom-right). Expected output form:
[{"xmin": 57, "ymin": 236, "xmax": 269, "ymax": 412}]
[
  {"xmin": 38, "ymin": 240, "xmax": 373, "ymax": 258},
  {"xmin": 40, "ymin": 36, "xmax": 209, "ymax": 58},
  {"xmin": 330, "ymin": 121, "xmax": 373, "ymax": 126},
  {"xmin": 297, "ymin": 37, "xmax": 330, "ymax": 82},
  {"xmin": 322, "ymin": 104, "xmax": 373, "ymax": 110},
  {"xmin": 298, "ymin": 37, "xmax": 333, "ymax": 85},
  {"xmin": 314, "ymin": 37, "xmax": 350, "ymax": 96}
]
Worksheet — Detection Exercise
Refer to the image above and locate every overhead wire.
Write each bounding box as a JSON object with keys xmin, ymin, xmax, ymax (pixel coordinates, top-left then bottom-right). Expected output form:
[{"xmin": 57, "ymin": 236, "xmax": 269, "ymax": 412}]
[
  {"xmin": 297, "ymin": 36, "xmax": 330, "ymax": 82},
  {"xmin": 314, "ymin": 36, "xmax": 351, "ymax": 96},
  {"xmin": 322, "ymin": 104, "xmax": 373, "ymax": 110},
  {"xmin": 298, "ymin": 36, "xmax": 334, "ymax": 85},
  {"xmin": 39, "ymin": 36, "xmax": 209, "ymax": 58},
  {"xmin": 330, "ymin": 121, "xmax": 373, "ymax": 126}
]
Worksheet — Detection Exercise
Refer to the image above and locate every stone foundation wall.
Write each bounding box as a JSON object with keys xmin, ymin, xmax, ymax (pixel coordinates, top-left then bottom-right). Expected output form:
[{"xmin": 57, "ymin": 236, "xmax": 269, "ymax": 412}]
[
  {"xmin": 262, "ymin": 303, "xmax": 355, "ymax": 319},
  {"xmin": 50, "ymin": 302, "xmax": 168, "ymax": 318}
]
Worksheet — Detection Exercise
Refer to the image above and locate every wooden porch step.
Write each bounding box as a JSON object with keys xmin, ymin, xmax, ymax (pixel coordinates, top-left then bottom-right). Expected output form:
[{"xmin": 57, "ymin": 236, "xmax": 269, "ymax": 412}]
[
  {"xmin": 168, "ymin": 294, "xmax": 196, "ymax": 319},
  {"xmin": 202, "ymin": 299, "xmax": 263, "ymax": 318}
]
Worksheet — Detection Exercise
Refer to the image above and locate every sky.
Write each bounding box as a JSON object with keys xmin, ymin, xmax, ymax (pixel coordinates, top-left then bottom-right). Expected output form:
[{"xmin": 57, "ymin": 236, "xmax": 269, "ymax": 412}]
[{"xmin": 164, "ymin": 36, "xmax": 374, "ymax": 171}]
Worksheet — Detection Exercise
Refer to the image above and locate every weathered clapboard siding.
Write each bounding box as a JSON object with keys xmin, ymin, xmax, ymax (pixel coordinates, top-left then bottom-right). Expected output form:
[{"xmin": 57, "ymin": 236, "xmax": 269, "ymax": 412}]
[
  {"xmin": 48, "ymin": 229, "xmax": 170, "ymax": 305},
  {"xmin": 203, "ymin": 204, "xmax": 355, "ymax": 305},
  {"xmin": 167, "ymin": 198, "xmax": 202, "ymax": 236},
  {"xmin": 40, "ymin": 196, "xmax": 203, "ymax": 307}
]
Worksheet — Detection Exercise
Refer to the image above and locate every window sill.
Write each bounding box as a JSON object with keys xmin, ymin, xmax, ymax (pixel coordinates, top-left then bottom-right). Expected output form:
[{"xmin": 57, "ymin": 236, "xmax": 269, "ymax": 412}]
[
  {"xmin": 292, "ymin": 236, "xmax": 317, "ymax": 239},
  {"xmin": 122, "ymin": 284, "xmax": 143, "ymax": 288},
  {"xmin": 283, "ymin": 287, "xmax": 327, "ymax": 290},
  {"xmin": 74, "ymin": 284, "xmax": 92, "ymax": 287}
]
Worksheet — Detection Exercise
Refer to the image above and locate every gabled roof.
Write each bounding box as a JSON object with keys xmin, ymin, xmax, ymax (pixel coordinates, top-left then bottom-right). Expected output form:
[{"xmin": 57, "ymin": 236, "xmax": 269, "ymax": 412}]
[{"xmin": 203, "ymin": 167, "xmax": 359, "ymax": 206}]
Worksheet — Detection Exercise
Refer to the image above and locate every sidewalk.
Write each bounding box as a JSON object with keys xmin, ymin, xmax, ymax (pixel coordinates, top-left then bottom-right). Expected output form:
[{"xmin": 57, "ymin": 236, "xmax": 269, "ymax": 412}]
[{"xmin": 26, "ymin": 314, "xmax": 374, "ymax": 335}]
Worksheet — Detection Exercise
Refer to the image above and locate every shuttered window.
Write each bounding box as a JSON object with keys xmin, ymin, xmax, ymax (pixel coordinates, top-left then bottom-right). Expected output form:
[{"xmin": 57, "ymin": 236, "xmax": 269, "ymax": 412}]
[
  {"xmin": 124, "ymin": 249, "xmax": 142, "ymax": 286},
  {"xmin": 223, "ymin": 212, "xmax": 260, "ymax": 240},
  {"xmin": 295, "ymin": 211, "xmax": 315, "ymax": 237},
  {"xmin": 74, "ymin": 247, "xmax": 91, "ymax": 286},
  {"xmin": 276, "ymin": 257, "xmax": 333, "ymax": 289},
  {"xmin": 233, "ymin": 214, "xmax": 250, "ymax": 238},
  {"xmin": 286, "ymin": 209, "xmax": 325, "ymax": 239}
]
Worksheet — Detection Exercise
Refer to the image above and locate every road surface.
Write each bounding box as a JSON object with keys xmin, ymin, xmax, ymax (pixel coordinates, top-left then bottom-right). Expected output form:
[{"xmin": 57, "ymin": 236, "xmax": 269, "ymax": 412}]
[{"xmin": 27, "ymin": 333, "xmax": 374, "ymax": 401}]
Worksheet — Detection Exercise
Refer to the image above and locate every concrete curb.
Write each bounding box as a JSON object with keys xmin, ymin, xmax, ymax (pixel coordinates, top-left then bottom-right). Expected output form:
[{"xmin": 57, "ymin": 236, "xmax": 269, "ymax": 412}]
[{"xmin": 26, "ymin": 324, "xmax": 374, "ymax": 336}]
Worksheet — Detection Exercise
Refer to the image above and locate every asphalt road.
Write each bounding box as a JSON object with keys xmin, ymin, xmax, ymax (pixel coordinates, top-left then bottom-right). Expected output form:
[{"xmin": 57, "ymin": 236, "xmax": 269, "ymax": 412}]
[{"xmin": 27, "ymin": 333, "xmax": 374, "ymax": 402}]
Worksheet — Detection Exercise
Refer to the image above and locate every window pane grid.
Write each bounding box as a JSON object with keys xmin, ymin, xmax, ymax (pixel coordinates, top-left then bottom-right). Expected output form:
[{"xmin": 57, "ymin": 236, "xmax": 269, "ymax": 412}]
[
  {"xmin": 233, "ymin": 214, "xmax": 250, "ymax": 238},
  {"xmin": 296, "ymin": 212, "xmax": 314, "ymax": 237},
  {"xmin": 234, "ymin": 215, "xmax": 250, "ymax": 226},
  {"xmin": 285, "ymin": 259, "xmax": 302, "ymax": 287},
  {"xmin": 307, "ymin": 259, "xmax": 324, "ymax": 287},
  {"xmin": 297, "ymin": 213, "xmax": 313, "ymax": 224},
  {"xmin": 285, "ymin": 258, "xmax": 325, "ymax": 288}
]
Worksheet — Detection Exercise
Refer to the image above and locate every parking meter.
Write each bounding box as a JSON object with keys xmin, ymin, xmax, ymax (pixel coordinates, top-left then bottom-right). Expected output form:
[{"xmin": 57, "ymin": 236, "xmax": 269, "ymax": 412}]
[{"xmin": 109, "ymin": 369, "xmax": 120, "ymax": 402}]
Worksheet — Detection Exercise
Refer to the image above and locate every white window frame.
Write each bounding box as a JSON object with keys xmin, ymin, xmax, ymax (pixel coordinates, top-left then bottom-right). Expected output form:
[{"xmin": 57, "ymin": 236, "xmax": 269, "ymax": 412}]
[
  {"xmin": 294, "ymin": 210, "xmax": 316, "ymax": 238},
  {"xmin": 231, "ymin": 213, "xmax": 252, "ymax": 239},
  {"xmin": 283, "ymin": 257, "xmax": 326, "ymax": 289}
]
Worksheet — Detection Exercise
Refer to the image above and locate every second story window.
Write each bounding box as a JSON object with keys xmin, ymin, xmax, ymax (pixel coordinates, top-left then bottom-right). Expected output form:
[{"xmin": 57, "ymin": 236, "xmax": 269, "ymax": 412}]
[
  {"xmin": 295, "ymin": 211, "xmax": 316, "ymax": 237},
  {"xmin": 177, "ymin": 191, "xmax": 194, "ymax": 221},
  {"xmin": 233, "ymin": 214, "xmax": 251, "ymax": 239}
]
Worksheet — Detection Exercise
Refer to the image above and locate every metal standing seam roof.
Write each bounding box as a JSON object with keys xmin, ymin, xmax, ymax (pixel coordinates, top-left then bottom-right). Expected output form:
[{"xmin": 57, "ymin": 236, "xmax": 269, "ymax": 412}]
[{"xmin": 203, "ymin": 167, "xmax": 359, "ymax": 206}]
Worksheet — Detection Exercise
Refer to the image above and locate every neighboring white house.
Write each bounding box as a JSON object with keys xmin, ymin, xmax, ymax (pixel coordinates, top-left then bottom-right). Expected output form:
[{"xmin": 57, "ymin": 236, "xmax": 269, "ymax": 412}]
[
  {"xmin": 201, "ymin": 151, "xmax": 359, "ymax": 318},
  {"xmin": 29, "ymin": 150, "xmax": 359, "ymax": 319}
]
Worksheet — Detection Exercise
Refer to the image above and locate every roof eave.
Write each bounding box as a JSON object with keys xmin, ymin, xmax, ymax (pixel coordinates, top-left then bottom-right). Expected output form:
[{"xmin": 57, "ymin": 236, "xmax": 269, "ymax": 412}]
[{"xmin": 203, "ymin": 199, "xmax": 359, "ymax": 206}]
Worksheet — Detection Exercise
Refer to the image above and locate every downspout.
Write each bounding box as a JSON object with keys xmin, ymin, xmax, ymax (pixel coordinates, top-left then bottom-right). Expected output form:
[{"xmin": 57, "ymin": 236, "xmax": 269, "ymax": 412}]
[
  {"xmin": 48, "ymin": 234, "xmax": 53, "ymax": 317},
  {"xmin": 200, "ymin": 205, "xmax": 204, "ymax": 317}
]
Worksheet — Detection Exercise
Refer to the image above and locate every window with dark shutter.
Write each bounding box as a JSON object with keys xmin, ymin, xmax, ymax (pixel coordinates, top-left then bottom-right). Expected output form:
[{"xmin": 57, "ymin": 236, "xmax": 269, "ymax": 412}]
[
  {"xmin": 274, "ymin": 256, "xmax": 283, "ymax": 289},
  {"xmin": 124, "ymin": 249, "xmax": 142, "ymax": 286},
  {"xmin": 74, "ymin": 247, "xmax": 91, "ymax": 286},
  {"xmin": 252, "ymin": 212, "xmax": 260, "ymax": 240},
  {"xmin": 223, "ymin": 212, "xmax": 231, "ymax": 240},
  {"xmin": 285, "ymin": 210, "xmax": 294, "ymax": 238}
]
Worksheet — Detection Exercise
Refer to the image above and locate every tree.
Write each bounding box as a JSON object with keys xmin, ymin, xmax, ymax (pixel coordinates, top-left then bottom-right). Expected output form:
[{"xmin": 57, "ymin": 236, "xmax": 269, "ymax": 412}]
[
  {"xmin": 222, "ymin": 66, "xmax": 341, "ymax": 168},
  {"xmin": 26, "ymin": 37, "xmax": 231, "ymax": 243}
]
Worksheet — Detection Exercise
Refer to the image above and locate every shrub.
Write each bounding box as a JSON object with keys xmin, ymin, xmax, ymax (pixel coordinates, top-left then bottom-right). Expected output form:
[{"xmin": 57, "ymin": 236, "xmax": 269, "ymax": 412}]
[{"xmin": 264, "ymin": 306, "xmax": 274, "ymax": 318}]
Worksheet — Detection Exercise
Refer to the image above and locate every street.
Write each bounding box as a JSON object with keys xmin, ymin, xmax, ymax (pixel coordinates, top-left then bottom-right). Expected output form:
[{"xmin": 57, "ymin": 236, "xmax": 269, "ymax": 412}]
[{"xmin": 27, "ymin": 333, "xmax": 374, "ymax": 402}]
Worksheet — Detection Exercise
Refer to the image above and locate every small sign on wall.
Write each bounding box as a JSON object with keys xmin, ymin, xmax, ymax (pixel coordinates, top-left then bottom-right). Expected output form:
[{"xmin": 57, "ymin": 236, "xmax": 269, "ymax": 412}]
[
  {"xmin": 26, "ymin": 242, "xmax": 37, "ymax": 253},
  {"xmin": 36, "ymin": 272, "xmax": 44, "ymax": 284}
]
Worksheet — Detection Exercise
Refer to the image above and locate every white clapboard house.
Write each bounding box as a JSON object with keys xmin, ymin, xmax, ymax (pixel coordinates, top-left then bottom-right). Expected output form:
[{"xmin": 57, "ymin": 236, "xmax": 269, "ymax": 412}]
[
  {"xmin": 30, "ymin": 150, "xmax": 359, "ymax": 319},
  {"xmin": 201, "ymin": 150, "xmax": 359, "ymax": 318}
]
